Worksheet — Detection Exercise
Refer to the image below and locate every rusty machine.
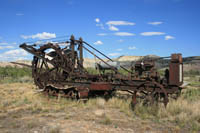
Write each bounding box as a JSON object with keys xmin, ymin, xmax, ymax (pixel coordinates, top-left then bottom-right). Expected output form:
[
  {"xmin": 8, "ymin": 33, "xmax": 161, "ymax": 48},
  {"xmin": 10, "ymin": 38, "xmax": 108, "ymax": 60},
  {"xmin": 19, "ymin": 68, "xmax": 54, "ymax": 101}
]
[{"xmin": 17, "ymin": 35, "xmax": 184, "ymax": 107}]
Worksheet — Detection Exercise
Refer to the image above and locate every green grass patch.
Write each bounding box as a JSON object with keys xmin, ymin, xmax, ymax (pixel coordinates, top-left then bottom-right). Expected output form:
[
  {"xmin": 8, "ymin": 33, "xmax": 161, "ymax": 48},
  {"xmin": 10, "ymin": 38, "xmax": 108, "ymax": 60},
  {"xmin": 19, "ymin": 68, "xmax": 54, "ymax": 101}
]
[
  {"xmin": 0, "ymin": 66, "xmax": 32, "ymax": 83},
  {"xmin": 182, "ymin": 88, "xmax": 200, "ymax": 101},
  {"xmin": 184, "ymin": 70, "xmax": 200, "ymax": 76}
]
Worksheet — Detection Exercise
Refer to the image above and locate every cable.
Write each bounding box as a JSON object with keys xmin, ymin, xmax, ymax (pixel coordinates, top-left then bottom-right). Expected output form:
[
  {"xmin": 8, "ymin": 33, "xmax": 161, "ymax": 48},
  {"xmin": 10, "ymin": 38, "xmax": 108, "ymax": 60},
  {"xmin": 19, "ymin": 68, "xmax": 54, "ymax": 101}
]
[
  {"xmin": 83, "ymin": 41, "xmax": 132, "ymax": 73},
  {"xmin": 83, "ymin": 41, "xmax": 113, "ymax": 61},
  {"xmin": 82, "ymin": 45, "xmax": 118, "ymax": 73}
]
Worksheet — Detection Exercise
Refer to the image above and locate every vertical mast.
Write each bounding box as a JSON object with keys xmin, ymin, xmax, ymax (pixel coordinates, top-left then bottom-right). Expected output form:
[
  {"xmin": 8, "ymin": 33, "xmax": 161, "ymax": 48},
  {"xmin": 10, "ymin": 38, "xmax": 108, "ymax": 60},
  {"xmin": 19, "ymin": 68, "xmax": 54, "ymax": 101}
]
[
  {"xmin": 79, "ymin": 37, "xmax": 83, "ymax": 68},
  {"xmin": 70, "ymin": 35, "xmax": 75, "ymax": 71}
]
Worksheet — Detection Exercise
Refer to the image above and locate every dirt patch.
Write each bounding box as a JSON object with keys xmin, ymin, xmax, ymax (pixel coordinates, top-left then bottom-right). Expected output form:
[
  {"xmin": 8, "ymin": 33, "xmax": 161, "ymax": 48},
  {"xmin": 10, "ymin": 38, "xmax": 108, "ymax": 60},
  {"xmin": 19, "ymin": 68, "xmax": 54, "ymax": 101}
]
[{"xmin": 0, "ymin": 83, "xmax": 193, "ymax": 133}]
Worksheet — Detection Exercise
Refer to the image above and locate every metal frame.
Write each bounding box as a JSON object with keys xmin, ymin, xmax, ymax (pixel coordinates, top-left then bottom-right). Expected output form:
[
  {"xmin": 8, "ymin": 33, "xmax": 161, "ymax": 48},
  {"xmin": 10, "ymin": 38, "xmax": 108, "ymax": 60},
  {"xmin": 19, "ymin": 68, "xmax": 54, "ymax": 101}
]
[{"xmin": 17, "ymin": 35, "xmax": 184, "ymax": 107}]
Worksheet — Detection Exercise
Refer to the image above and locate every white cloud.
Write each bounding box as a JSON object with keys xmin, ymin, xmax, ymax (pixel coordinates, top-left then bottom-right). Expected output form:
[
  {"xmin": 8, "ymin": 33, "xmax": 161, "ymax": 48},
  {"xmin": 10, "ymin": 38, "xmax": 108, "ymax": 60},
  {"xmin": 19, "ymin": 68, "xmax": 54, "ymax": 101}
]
[
  {"xmin": 58, "ymin": 42, "xmax": 70, "ymax": 46},
  {"xmin": 16, "ymin": 13, "xmax": 24, "ymax": 16},
  {"xmin": 116, "ymin": 49, "xmax": 123, "ymax": 51},
  {"xmin": 0, "ymin": 42, "xmax": 8, "ymax": 45},
  {"xmin": 106, "ymin": 21, "xmax": 135, "ymax": 26},
  {"xmin": 108, "ymin": 53, "xmax": 120, "ymax": 56},
  {"xmin": 118, "ymin": 39, "xmax": 124, "ymax": 43},
  {"xmin": 128, "ymin": 46, "xmax": 137, "ymax": 50},
  {"xmin": 95, "ymin": 18, "xmax": 104, "ymax": 29},
  {"xmin": 140, "ymin": 32, "xmax": 165, "ymax": 36},
  {"xmin": 148, "ymin": 22, "xmax": 163, "ymax": 25},
  {"xmin": 114, "ymin": 32, "xmax": 135, "ymax": 36},
  {"xmin": 96, "ymin": 23, "xmax": 105, "ymax": 30},
  {"xmin": 4, "ymin": 49, "xmax": 28, "ymax": 56},
  {"xmin": 0, "ymin": 42, "xmax": 15, "ymax": 49},
  {"xmin": 94, "ymin": 40, "xmax": 103, "ymax": 45},
  {"xmin": 0, "ymin": 49, "xmax": 28, "ymax": 61},
  {"xmin": 108, "ymin": 25, "xmax": 119, "ymax": 31},
  {"xmin": 35, "ymin": 41, "xmax": 44, "ymax": 45},
  {"xmin": 95, "ymin": 18, "xmax": 100, "ymax": 23},
  {"xmin": 5, "ymin": 46, "xmax": 15, "ymax": 49},
  {"xmin": 21, "ymin": 35, "xmax": 28, "ymax": 39},
  {"xmin": 165, "ymin": 35, "xmax": 175, "ymax": 40},
  {"xmin": 0, "ymin": 46, "xmax": 15, "ymax": 49},
  {"xmin": 12, "ymin": 42, "xmax": 17, "ymax": 45},
  {"xmin": 21, "ymin": 32, "xmax": 56, "ymax": 39},
  {"xmin": 97, "ymin": 33, "xmax": 107, "ymax": 36}
]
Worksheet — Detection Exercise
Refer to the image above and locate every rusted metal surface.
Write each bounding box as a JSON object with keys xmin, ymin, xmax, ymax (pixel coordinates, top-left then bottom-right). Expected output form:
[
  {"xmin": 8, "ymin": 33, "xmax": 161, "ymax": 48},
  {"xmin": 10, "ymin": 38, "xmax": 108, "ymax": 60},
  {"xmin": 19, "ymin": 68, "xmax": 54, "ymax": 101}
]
[
  {"xmin": 90, "ymin": 82, "xmax": 113, "ymax": 91},
  {"xmin": 77, "ymin": 86, "xmax": 89, "ymax": 98},
  {"xmin": 17, "ymin": 35, "xmax": 184, "ymax": 107},
  {"xmin": 169, "ymin": 54, "xmax": 183, "ymax": 86}
]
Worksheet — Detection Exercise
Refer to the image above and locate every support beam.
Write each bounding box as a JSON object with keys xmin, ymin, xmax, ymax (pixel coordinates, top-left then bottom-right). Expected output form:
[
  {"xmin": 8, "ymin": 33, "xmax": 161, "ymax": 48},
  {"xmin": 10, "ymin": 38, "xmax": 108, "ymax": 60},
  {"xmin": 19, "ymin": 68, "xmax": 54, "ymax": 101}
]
[
  {"xmin": 70, "ymin": 35, "xmax": 75, "ymax": 70},
  {"xmin": 79, "ymin": 37, "xmax": 83, "ymax": 69}
]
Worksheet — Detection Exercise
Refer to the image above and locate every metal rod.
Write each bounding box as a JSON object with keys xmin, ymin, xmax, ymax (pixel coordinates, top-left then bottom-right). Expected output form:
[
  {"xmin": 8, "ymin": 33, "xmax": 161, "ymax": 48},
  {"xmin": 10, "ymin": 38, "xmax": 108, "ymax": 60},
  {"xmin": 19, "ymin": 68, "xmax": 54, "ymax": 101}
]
[
  {"xmin": 10, "ymin": 62, "xmax": 32, "ymax": 68},
  {"xmin": 83, "ymin": 41, "xmax": 132, "ymax": 73},
  {"xmin": 83, "ymin": 41, "xmax": 113, "ymax": 61},
  {"xmin": 82, "ymin": 45, "xmax": 118, "ymax": 73}
]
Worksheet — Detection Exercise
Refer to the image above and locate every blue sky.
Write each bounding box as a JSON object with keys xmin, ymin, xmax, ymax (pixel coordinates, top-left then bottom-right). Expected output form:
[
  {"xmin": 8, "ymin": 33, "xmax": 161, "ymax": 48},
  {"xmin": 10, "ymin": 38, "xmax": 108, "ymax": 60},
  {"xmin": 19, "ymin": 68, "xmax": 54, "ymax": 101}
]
[{"xmin": 0, "ymin": 0, "xmax": 199, "ymax": 61}]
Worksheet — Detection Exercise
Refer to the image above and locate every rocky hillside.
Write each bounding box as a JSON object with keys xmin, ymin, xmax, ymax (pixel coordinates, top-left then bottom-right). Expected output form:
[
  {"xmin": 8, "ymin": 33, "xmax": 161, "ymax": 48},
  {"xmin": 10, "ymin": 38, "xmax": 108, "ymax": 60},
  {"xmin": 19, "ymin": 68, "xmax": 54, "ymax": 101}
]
[
  {"xmin": 115, "ymin": 55, "xmax": 144, "ymax": 62},
  {"xmin": 0, "ymin": 55, "xmax": 199, "ymax": 71}
]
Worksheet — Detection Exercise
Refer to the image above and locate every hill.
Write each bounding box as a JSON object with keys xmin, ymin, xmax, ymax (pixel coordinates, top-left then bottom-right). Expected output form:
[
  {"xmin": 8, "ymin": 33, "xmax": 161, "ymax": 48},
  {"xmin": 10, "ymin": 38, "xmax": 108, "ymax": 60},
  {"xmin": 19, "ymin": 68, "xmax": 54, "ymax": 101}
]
[{"xmin": 0, "ymin": 55, "xmax": 199, "ymax": 72}]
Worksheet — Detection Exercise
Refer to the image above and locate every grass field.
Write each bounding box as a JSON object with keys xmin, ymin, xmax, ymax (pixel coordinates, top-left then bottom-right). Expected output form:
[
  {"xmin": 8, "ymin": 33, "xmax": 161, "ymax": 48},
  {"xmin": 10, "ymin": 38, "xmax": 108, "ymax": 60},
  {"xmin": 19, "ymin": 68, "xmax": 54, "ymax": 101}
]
[{"xmin": 0, "ymin": 67, "xmax": 200, "ymax": 132}]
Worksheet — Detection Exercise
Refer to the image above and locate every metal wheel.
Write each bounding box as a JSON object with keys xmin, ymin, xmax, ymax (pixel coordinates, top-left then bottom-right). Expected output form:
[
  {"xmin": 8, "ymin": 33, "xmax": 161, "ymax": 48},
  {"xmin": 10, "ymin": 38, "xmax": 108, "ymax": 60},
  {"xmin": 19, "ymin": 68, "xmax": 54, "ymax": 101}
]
[
  {"xmin": 32, "ymin": 44, "xmax": 67, "ymax": 89},
  {"xmin": 136, "ymin": 82, "xmax": 169, "ymax": 107},
  {"xmin": 67, "ymin": 89, "xmax": 79, "ymax": 99}
]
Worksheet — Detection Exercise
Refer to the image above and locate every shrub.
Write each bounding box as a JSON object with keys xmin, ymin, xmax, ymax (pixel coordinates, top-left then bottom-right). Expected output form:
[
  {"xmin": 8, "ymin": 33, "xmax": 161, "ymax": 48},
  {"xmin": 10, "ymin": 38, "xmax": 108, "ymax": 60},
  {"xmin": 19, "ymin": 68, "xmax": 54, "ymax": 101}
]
[
  {"xmin": 0, "ymin": 66, "xmax": 32, "ymax": 83},
  {"xmin": 184, "ymin": 70, "xmax": 200, "ymax": 76}
]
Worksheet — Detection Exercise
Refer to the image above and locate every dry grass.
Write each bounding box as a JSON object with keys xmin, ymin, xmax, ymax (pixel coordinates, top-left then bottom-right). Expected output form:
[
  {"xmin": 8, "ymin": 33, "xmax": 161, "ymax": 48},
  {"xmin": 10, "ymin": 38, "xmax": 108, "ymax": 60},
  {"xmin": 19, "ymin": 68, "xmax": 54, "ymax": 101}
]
[
  {"xmin": 99, "ymin": 114, "xmax": 112, "ymax": 125},
  {"xmin": 107, "ymin": 97, "xmax": 133, "ymax": 117},
  {"xmin": 0, "ymin": 80, "xmax": 199, "ymax": 132},
  {"xmin": 91, "ymin": 82, "xmax": 200, "ymax": 131},
  {"xmin": 0, "ymin": 83, "xmax": 81, "ymax": 115},
  {"xmin": 49, "ymin": 126, "xmax": 60, "ymax": 133},
  {"xmin": 132, "ymin": 86, "xmax": 200, "ymax": 131}
]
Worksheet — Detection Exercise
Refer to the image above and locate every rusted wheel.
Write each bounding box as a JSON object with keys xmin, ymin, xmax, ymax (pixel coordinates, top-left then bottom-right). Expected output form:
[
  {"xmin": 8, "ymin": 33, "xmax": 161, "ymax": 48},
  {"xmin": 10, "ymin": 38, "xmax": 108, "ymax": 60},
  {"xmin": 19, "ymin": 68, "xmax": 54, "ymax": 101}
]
[
  {"xmin": 135, "ymin": 82, "xmax": 169, "ymax": 107},
  {"xmin": 32, "ymin": 44, "xmax": 67, "ymax": 90},
  {"xmin": 67, "ymin": 89, "xmax": 79, "ymax": 99}
]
